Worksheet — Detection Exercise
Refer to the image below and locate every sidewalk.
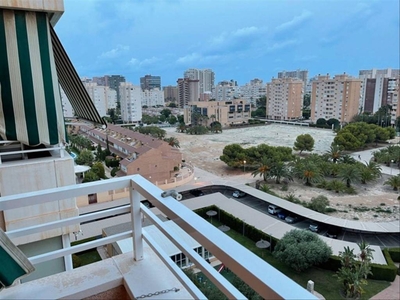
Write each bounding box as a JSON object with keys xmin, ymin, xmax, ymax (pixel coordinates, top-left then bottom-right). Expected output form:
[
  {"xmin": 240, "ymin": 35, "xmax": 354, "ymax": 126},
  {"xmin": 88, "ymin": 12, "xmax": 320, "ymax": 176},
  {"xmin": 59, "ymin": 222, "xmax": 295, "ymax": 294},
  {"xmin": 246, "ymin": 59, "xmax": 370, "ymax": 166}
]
[{"xmin": 371, "ymin": 274, "xmax": 400, "ymax": 300}]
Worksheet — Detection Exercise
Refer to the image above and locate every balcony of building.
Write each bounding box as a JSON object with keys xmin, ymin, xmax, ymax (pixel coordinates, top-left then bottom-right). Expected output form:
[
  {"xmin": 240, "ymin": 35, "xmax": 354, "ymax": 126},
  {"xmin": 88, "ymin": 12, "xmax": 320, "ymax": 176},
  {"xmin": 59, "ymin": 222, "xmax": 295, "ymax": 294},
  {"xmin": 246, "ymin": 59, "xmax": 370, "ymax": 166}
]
[{"xmin": 0, "ymin": 175, "xmax": 318, "ymax": 299}]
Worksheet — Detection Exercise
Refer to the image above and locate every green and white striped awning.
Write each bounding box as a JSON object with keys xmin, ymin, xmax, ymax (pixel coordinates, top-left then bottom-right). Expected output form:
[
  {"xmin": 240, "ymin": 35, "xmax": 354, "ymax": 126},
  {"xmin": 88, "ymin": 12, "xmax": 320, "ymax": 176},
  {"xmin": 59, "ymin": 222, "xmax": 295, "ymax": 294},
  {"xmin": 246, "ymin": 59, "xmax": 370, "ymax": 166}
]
[{"xmin": 0, "ymin": 9, "xmax": 105, "ymax": 146}]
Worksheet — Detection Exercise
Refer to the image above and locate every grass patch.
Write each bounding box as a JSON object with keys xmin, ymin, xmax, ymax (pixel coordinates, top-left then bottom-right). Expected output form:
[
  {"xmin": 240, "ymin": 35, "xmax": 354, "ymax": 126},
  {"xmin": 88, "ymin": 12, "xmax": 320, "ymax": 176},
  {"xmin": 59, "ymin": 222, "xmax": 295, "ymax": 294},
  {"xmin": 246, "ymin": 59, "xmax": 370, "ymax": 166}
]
[{"xmin": 206, "ymin": 219, "xmax": 390, "ymax": 299}]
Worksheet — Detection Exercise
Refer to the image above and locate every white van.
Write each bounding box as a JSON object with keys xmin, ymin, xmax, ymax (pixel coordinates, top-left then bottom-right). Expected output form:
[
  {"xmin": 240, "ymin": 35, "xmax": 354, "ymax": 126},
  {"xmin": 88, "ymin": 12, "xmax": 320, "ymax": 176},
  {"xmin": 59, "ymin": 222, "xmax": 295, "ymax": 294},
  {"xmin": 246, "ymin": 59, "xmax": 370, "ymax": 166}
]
[{"xmin": 268, "ymin": 204, "xmax": 282, "ymax": 215}]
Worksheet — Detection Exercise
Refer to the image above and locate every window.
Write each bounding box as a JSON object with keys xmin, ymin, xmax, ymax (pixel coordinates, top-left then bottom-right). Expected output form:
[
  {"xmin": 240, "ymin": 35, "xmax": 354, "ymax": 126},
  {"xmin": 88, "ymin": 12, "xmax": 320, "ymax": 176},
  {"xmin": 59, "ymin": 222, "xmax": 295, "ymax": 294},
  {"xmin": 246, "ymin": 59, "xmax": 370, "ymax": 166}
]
[{"xmin": 88, "ymin": 193, "xmax": 97, "ymax": 204}]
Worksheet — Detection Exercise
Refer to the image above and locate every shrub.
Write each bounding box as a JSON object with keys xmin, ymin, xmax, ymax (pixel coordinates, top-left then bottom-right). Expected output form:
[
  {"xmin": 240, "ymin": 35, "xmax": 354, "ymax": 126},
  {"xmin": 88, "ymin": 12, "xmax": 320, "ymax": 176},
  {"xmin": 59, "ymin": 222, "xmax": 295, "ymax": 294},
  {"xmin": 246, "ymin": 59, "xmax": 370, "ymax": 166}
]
[
  {"xmin": 309, "ymin": 195, "xmax": 329, "ymax": 213},
  {"xmin": 273, "ymin": 229, "xmax": 332, "ymax": 272},
  {"xmin": 325, "ymin": 207, "xmax": 337, "ymax": 213},
  {"xmin": 388, "ymin": 248, "xmax": 400, "ymax": 262},
  {"xmin": 369, "ymin": 249, "xmax": 397, "ymax": 282}
]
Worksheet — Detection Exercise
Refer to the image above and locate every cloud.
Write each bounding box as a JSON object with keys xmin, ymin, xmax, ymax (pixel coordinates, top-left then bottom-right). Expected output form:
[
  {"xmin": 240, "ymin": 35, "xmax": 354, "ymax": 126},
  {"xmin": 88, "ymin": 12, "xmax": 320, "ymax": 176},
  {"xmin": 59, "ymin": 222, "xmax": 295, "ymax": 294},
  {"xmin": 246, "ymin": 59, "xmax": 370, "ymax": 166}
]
[
  {"xmin": 295, "ymin": 55, "xmax": 317, "ymax": 62},
  {"xmin": 266, "ymin": 39, "xmax": 299, "ymax": 52},
  {"xmin": 275, "ymin": 10, "xmax": 313, "ymax": 32},
  {"xmin": 99, "ymin": 45, "xmax": 130, "ymax": 59},
  {"xmin": 176, "ymin": 53, "xmax": 201, "ymax": 64},
  {"xmin": 206, "ymin": 26, "xmax": 268, "ymax": 54},
  {"xmin": 128, "ymin": 56, "xmax": 161, "ymax": 68}
]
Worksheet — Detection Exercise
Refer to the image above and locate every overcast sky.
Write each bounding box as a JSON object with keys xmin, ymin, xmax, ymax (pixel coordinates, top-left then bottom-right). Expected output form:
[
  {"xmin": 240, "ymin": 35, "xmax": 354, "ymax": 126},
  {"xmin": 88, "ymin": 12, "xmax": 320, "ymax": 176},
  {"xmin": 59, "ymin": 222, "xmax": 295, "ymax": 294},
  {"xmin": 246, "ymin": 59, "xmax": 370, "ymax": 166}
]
[{"xmin": 55, "ymin": 0, "xmax": 399, "ymax": 86}]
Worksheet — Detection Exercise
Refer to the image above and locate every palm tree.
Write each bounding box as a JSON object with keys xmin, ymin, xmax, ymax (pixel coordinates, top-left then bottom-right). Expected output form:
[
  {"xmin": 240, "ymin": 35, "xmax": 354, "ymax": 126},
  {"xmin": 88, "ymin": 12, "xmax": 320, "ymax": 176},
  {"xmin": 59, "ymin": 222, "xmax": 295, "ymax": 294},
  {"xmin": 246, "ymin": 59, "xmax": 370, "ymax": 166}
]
[
  {"xmin": 327, "ymin": 144, "xmax": 342, "ymax": 163},
  {"xmin": 339, "ymin": 246, "xmax": 356, "ymax": 268},
  {"xmin": 294, "ymin": 160, "xmax": 322, "ymax": 186},
  {"xmin": 358, "ymin": 241, "xmax": 375, "ymax": 263},
  {"xmin": 252, "ymin": 157, "xmax": 273, "ymax": 182},
  {"xmin": 164, "ymin": 137, "xmax": 180, "ymax": 148},
  {"xmin": 270, "ymin": 161, "xmax": 293, "ymax": 184},
  {"xmin": 384, "ymin": 174, "xmax": 400, "ymax": 190},
  {"xmin": 338, "ymin": 164, "xmax": 361, "ymax": 188},
  {"xmin": 339, "ymin": 154, "xmax": 357, "ymax": 164}
]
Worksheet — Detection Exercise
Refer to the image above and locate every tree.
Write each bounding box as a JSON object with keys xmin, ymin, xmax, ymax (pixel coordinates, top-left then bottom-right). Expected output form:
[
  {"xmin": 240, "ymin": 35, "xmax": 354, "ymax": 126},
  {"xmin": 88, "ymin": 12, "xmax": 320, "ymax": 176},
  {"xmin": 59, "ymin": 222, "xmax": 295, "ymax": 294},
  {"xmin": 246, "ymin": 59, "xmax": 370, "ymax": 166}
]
[
  {"xmin": 293, "ymin": 134, "xmax": 314, "ymax": 154},
  {"xmin": 293, "ymin": 159, "xmax": 322, "ymax": 186},
  {"xmin": 326, "ymin": 144, "xmax": 342, "ymax": 163},
  {"xmin": 91, "ymin": 162, "xmax": 106, "ymax": 179},
  {"xmin": 336, "ymin": 242, "xmax": 374, "ymax": 298},
  {"xmin": 384, "ymin": 174, "xmax": 400, "ymax": 191},
  {"xmin": 168, "ymin": 115, "xmax": 177, "ymax": 125},
  {"xmin": 309, "ymin": 195, "xmax": 329, "ymax": 213},
  {"xmin": 82, "ymin": 170, "xmax": 99, "ymax": 183},
  {"xmin": 160, "ymin": 108, "xmax": 172, "ymax": 118},
  {"xmin": 251, "ymin": 157, "xmax": 274, "ymax": 181},
  {"xmin": 327, "ymin": 118, "xmax": 340, "ymax": 129},
  {"xmin": 338, "ymin": 164, "xmax": 361, "ymax": 188},
  {"xmin": 220, "ymin": 144, "xmax": 246, "ymax": 168},
  {"xmin": 75, "ymin": 149, "xmax": 94, "ymax": 166},
  {"xmin": 316, "ymin": 118, "xmax": 327, "ymax": 125},
  {"xmin": 164, "ymin": 137, "xmax": 180, "ymax": 148},
  {"xmin": 273, "ymin": 229, "xmax": 332, "ymax": 272},
  {"xmin": 210, "ymin": 121, "xmax": 222, "ymax": 133},
  {"xmin": 135, "ymin": 126, "xmax": 166, "ymax": 139},
  {"xmin": 270, "ymin": 161, "xmax": 293, "ymax": 184}
]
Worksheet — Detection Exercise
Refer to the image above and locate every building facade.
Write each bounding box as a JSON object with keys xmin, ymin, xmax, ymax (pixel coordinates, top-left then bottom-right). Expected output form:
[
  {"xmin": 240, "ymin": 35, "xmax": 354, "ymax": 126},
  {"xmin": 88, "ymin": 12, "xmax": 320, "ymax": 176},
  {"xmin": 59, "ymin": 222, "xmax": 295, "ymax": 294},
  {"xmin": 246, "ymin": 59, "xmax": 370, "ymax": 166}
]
[
  {"xmin": 184, "ymin": 68, "xmax": 215, "ymax": 94},
  {"xmin": 184, "ymin": 99, "xmax": 251, "ymax": 127},
  {"xmin": 142, "ymin": 88, "xmax": 165, "ymax": 107},
  {"xmin": 177, "ymin": 78, "xmax": 199, "ymax": 108},
  {"xmin": 93, "ymin": 75, "xmax": 126, "ymax": 104},
  {"xmin": 240, "ymin": 79, "xmax": 267, "ymax": 106},
  {"xmin": 310, "ymin": 74, "xmax": 362, "ymax": 124},
  {"xmin": 266, "ymin": 78, "xmax": 303, "ymax": 120},
  {"xmin": 359, "ymin": 69, "xmax": 400, "ymax": 113},
  {"xmin": 83, "ymin": 82, "xmax": 117, "ymax": 117},
  {"xmin": 119, "ymin": 82, "xmax": 143, "ymax": 123},
  {"xmin": 278, "ymin": 69, "xmax": 308, "ymax": 87},
  {"xmin": 60, "ymin": 87, "xmax": 74, "ymax": 118},
  {"xmin": 140, "ymin": 74, "xmax": 161, "ymax": 91},
  {"xmin": 163, "ymin": 85, "xmax": 178, "ymax": 104}
]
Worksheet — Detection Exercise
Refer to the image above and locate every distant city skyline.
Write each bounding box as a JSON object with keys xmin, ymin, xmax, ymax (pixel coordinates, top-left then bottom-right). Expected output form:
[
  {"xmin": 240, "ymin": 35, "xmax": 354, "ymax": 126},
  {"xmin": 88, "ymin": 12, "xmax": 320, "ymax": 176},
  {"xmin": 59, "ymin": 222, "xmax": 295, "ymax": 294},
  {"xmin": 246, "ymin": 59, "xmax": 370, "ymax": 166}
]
[{"xmin": 56, "ymin": 0, "xmax": 399, "ymax": 86}]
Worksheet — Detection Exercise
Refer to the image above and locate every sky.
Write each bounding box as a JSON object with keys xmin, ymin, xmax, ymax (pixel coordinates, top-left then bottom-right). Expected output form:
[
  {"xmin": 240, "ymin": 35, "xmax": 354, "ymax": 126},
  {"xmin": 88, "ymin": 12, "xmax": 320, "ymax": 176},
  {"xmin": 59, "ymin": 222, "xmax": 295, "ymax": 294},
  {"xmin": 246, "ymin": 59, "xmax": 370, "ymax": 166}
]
[{"xmin": 55, "ymin": 0, "xmax": 400, "ymax": 86}]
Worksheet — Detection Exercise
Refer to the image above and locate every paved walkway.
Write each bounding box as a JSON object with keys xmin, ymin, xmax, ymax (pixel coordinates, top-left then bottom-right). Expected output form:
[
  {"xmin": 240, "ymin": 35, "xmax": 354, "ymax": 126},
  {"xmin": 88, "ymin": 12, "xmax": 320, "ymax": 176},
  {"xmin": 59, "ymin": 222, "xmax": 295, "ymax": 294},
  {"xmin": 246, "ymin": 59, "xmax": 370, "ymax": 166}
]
[{"xmin": 370, "ymin": 274, "xmax": 400, "ymax": 300}]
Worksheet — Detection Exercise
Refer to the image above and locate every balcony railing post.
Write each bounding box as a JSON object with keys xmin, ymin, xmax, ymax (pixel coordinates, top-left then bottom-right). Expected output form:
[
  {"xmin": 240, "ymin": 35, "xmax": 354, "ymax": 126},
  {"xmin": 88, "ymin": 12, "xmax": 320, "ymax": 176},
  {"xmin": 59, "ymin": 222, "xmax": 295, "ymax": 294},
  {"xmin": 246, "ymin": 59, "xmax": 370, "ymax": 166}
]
[{"xmin": 130, "ymin": 183, "xmax": 143, "ymax": 261}]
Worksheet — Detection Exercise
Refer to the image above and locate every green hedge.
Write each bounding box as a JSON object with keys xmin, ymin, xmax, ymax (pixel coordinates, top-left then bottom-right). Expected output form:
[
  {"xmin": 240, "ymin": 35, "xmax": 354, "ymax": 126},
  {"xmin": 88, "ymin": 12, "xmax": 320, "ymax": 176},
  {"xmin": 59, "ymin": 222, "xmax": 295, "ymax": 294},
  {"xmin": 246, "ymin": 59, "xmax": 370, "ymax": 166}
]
[
  {"xmin": 388, "ymin": 248, "xmax": 400, "ymax": 262},
  {"xmin": 194, "ymin": 206, "xmax": 398, "ymax": 282},
  {"xmin": 369, "ymin": 249, "xmax": 397, "ymax": 281}
]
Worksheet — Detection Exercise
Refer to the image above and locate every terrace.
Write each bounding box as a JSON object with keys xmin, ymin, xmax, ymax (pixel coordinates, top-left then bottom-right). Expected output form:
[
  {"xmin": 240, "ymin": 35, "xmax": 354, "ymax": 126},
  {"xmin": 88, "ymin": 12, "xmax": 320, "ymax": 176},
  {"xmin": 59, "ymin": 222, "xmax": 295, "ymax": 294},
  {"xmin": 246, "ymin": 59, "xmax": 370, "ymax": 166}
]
[{"xmin": 0, "ymin": 175, "xmax": 317, "ymax": 299}]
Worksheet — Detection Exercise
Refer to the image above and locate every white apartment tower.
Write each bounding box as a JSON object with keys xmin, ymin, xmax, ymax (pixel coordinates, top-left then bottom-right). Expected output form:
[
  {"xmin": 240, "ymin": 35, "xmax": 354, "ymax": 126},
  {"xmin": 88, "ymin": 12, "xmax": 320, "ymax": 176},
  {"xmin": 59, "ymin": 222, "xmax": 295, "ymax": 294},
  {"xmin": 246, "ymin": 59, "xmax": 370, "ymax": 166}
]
[
  {"xmin": 60, "ymin": 87, "xmax": 74, "ymax": 118},
  {"xmin": 278, "ymin": 69, "xmax": 308, "ymax": 87},
  {"xmin": 142, "ymin": 88, "xmax": 165, "ymax": 107},
  {"xmin": 119, "ymin": 82, "xmax": 143, "ymax": 122},
  {"xmin": 184, "ymin": 68, "xmax": 215, "ymax": 94},
  {"xmin": 240, "ymin": 79, "xmax": 267, "ymax": 106},
  {"xmin": 83, "ymin": 82, "xmax": 117, "ymax": 117},
  {"xmin": 266, "ymin": 78, "xmax": 303, "ymax": 120},
  {"xmin": 311, "ymin": 74, "xmax": 362, "ymax": 124}
]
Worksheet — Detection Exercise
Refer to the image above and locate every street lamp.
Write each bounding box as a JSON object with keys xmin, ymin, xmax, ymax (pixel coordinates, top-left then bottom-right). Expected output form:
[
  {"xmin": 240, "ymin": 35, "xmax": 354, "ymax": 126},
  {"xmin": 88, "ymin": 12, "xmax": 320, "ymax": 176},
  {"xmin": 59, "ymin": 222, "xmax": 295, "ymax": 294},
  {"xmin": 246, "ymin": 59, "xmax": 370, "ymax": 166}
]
[
  {"xmin": 391, "ymin": 160, "xmax": 394, "ymax": 175},
  {"xmin": 243, "ymin": 160, "xmax": 246, "ymax": 173}
]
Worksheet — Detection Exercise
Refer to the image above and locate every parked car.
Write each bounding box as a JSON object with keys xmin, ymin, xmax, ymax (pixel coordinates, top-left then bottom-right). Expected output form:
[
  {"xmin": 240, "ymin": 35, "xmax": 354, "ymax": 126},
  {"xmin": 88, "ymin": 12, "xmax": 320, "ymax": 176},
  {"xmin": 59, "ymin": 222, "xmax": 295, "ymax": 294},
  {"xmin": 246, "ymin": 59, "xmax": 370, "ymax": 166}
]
[
  {"xmin": 326, "ymin": 226, "xmax": 341, "ymax": 239},
  {"xmin": 285, "ymin": 215, "xmax": 299, "ymax": 224},
  {"xmin": 277, "ymin": 211, "xmax": 288, "ymax": 220},
  {"xmin": 268, "ymin": 204, "xmax": 282, "ymax": 215},
  {"xmin": 309, "ymin": 222, "xmax": 319, "ymax": 232},
  {"xmin": 190, "ymin": 189, "xmax": 204, "ymax": 197},
  {"xmin": 232, "ymin": 190, "xmax": 246, "ymax": 198}
]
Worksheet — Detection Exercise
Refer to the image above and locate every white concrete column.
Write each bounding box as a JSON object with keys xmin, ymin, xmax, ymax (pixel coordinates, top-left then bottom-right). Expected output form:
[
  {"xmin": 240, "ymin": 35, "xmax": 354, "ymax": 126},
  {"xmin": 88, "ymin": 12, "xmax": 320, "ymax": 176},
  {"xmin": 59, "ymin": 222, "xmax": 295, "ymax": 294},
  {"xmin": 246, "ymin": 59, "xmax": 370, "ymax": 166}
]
[
  {"xmin": 130, "ymin": 186, "xmax": 143, "ymax": 261},
  {"xmin": 62, "ymin": 234, "xmax": 73, "ymax": 271}
]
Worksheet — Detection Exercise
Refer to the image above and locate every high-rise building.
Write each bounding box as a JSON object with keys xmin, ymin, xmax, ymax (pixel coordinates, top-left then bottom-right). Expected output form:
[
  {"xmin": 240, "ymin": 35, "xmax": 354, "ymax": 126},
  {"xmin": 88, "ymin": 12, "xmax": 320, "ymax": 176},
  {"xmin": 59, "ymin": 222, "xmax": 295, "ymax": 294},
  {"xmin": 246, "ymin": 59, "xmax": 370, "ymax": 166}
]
[
  {"xmin": 142, "ymin": 88, "xmax": 165, "ymax": 107},
  {"xmin": 359, "ymin": 68, "xmax": 400, "ymax": 113},
  {"xmin": 177, "ymin": 78, "xmax": 199, "ymax": 108},
  {"xmin": 213, "ymin": 85, "xmax": 240, "ymax": 101},
  {"xmin": 278, "ymin": 69, "xmax": 308, "ymax": 87},
  {"xmin": 266, "ymin": 78, "xmax": 303, "ymax": 120},
  {"xmin": 184, "ymin": 68, "xmax": 215, "ymax": 94},
  {"xmin": 119, "ymin": 82, "xmax": 143, "ymax": 122},
  {"xmin": 240, "ymin": 79, "xmax": 266, "ymax": 106},
  {"xmin": 140, "ymin": 75, "xmax": 161, "ymax": 91},
  {"xmin": 93, "ymin": 75, "xmax": 126, "ymax": 105},
  {"xmin": 310, "ymin": 74, "xmax": 362, "ymax": 124},
  {"xmin": 163, "ymin": 85, "xmax": 178, "ymax": 104},
  {"xmin": 83, "ymin": 82, "xmax": 117, "ymax": 117},
  {"xmin": 60, "ymin": 87, "xmax": 74, "ymax": 118}
]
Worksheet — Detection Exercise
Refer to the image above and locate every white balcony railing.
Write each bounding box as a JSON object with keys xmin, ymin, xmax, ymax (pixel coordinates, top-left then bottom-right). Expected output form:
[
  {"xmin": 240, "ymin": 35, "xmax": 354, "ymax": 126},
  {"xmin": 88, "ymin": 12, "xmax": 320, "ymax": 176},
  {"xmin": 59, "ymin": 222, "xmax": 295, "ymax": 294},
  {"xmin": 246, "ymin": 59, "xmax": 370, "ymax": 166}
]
[{"xmin": 0, "ymin": 175, "xmax": 317, "ymax": 299}]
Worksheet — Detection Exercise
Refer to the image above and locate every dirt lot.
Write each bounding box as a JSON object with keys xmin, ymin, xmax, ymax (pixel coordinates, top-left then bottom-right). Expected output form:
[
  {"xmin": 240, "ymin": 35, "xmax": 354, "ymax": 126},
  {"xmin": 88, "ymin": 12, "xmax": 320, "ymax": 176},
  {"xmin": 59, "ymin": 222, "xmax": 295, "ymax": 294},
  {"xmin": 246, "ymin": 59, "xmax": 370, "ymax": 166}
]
[{"xmin": 165, "ymin": 125, "xmax": 400, "ymax": 223}]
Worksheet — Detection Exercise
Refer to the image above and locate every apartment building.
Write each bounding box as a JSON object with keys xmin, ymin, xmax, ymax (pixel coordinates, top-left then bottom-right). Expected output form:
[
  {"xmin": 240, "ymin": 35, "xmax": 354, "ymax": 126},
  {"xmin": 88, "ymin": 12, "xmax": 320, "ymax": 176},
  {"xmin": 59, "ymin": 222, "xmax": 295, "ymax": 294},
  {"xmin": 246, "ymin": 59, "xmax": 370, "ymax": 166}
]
[
  {"xmin": 83, "ymin": 82, "xmax": 117, "ymax": 117},
  {"xmin": 60, "ymin": 87, "xmax": 74, "ymax": 118},
  {"xmin": 266, "ymin": 78, "xmax": 303, "ymax": 120},
  {"xmin": 359, "ymin": 69, "xmax": 400, "ymax": 113},
  {"xmin": 163, "ymin": 85, "xmax": 178, "ymax": 104},
  {"xmin": 140, "ymin": 74, "xmax": 161, "ymax": 91},
  {"xmin": 119, "ymin": 82, "xmax": 143, "ymax": 123},
  {"xmin": 177, "ymin": 78, "xmax": 199, "ymax": 108},
  {"xmin": 184, "ymin": 68, "xmax": 215, "ymax": 94},
  {"xmin": 213, "ymin": 85, "xmax": 241, "ymax": 101},
  {"xmin": 240, "ymin": 79, "xmax": 267, "ymax": 106},
  {"xmin": 310, "ymin": 74, "xmax": 362, "ymax": 124},
  {"xmin": 183, "ymin": 99, "xmax": 251, "ymax": 127},
  {"xmin": 142, "ymin": 88, "xmax": 165, "ymax": 107},
  {"xmin": 278, "ymin": 69, "xmax": 308, "ymax": 87},
  {"xmin": 93, "ymin": 75, "xmax": 126, "ymax": 104}
]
